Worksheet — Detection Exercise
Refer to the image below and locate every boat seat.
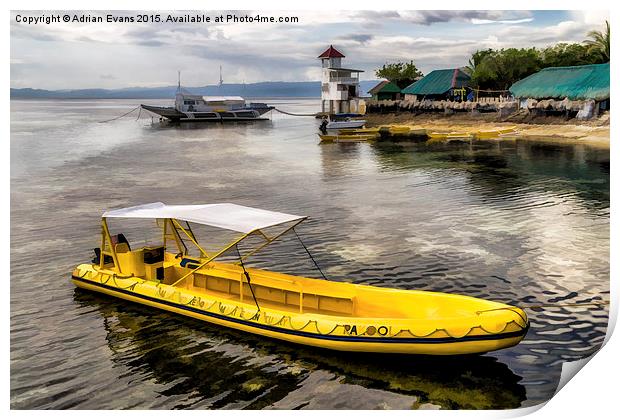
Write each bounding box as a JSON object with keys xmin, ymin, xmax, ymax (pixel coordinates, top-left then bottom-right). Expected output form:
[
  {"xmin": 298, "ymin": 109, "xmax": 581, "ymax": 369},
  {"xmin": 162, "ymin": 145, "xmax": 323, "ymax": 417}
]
[
  {"xmin": 115, "ymin": 243, "xmax": 130, "ymax": 254},
  {"xmin": 180, "ymin": 258, "xmax": 200, "ymax": 269},
  {"xmin": 91, "ymin": 248, "xmax": 113, "ymax": 265},
  {"xmin": 111, "ymin": 233, "xmax": 131, "ymax": 251},
  {"xmin": 190, "ymin": 272, "xmax": 355, "ymax": 315}
]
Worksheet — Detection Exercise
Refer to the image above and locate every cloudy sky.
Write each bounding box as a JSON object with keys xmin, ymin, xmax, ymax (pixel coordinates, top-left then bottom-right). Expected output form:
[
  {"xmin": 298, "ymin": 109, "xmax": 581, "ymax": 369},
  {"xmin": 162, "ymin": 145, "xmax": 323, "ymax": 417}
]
[{"xmin": 10, "ymin": 10, "xmax": 609, "ymax": 90}]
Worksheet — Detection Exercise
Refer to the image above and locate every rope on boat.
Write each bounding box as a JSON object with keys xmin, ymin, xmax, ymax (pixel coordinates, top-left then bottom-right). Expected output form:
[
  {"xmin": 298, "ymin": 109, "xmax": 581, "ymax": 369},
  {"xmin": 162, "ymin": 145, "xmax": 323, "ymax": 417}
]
[
  {"xmin": 273, "ymin": 108, "xmax": 320, "ymax": 117},
  {"xmin": 235, "ymin": 244, "xmax": 261, "ymax": 313},
  {"xmin": 98, "ymin": 106, "xmax": 140, "ymax": 123},
  {"xmin": 293, "ymin": 228, "xmax": 327, "ymax": 280}
]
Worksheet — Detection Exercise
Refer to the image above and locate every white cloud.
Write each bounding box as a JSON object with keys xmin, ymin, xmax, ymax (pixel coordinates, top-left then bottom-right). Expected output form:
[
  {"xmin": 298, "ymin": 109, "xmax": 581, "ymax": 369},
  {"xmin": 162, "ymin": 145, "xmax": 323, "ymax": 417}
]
[
  {"xmin": 9, "ymin": 10, "xmax": 608, "ymax": 89},
  {"xmin": 573, "ymin": 10, "xmax": 609, "ymax": 25},
  {"xmin": 471, "ymin": 18, "xmax": 534, "ymax": 25}
]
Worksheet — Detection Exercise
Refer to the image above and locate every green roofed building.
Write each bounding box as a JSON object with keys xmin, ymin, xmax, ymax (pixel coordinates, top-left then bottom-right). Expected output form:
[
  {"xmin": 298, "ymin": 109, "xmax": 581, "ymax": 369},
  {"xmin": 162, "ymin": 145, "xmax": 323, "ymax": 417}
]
[
  {"xmin": 510, "ymin": 63, "xmax": 609, "ymax": 118},
  {"xmin": 402, "ymin": 69, "xmax": 471, "ymax": 101},
  {"xmin": 367, "ymin": 80, "xmax": 402, "ymax": 101},
  {"xmin": 509, "ymin": 63, "xmax": 609, "ymax": 101}
]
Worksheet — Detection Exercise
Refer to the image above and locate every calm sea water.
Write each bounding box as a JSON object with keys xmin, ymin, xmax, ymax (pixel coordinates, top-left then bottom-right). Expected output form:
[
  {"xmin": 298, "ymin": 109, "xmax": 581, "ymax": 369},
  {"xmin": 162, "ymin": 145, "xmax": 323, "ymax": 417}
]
[{"xmin": 11, "ymin": 98, "xmax": 609, "ymax": 409}]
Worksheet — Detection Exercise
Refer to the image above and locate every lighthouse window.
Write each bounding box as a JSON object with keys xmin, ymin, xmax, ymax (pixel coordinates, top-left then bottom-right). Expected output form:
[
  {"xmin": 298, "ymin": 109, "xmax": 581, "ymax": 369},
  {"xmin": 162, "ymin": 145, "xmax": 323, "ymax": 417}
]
[{"xmin": 184, "ymin": 100, "xmax": 196, "ymax": 105}]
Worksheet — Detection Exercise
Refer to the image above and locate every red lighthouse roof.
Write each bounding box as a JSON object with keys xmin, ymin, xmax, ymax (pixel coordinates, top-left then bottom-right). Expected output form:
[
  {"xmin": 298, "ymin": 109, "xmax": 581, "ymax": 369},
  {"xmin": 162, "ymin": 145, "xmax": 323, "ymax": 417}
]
[{"xmin": 318, "ymin": 45, "xmax": 345, "ymax": 59}]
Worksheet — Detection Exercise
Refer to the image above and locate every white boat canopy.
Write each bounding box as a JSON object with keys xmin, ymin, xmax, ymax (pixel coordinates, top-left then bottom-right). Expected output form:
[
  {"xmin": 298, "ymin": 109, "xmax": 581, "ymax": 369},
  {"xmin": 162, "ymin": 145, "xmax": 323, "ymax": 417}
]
[
  {"xmin": 202, "ymin": 96, "xmax": 245, "ymax": 102},
  {"xmin": 103, "ymin": 202, "xmax": 306, "ymax": 234}
]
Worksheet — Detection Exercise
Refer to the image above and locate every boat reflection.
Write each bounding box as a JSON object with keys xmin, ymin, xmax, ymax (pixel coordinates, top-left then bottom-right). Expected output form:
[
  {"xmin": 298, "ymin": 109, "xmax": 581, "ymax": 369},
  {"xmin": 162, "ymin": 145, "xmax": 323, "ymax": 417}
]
[
  {"xmin": 146, "ymin": 119, "xmax": 275, "ymax": 131},
  {"xmin": 74, "ymin": 290, "xmax": 526, "ymax": 410}
]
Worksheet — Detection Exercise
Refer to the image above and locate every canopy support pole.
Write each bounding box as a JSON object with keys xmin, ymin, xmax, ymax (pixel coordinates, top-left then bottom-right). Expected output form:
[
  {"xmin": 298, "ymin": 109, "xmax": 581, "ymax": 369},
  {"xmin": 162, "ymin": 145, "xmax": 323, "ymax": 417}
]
[
  {"xmin": 100, "ymin": 217, "xmax": 121, "ymax": 273},
  {"xmin": 163, "ymin": 218, "xmax": 187, "ymax": 256},
  {"xmin": 169, "ymin": 231, "xmax": 253, "ymax": 287},
  {"xmin": 238, "ymin": 219, "xmax": 306, "ymax": 262},
  {"xmin": 167, "ymin": 218, "xmax": 307, "ymax": 287},
  {"xmin": 171, "ymin": 219, "xmax": 209, "ymax": 258},
  {"xmin": 235, "ymin": 244, "xmax": 260, "ymax": 313},
  {"xmin": 293, "ymin": 228, "xmax": 327, "ymax": 280}
]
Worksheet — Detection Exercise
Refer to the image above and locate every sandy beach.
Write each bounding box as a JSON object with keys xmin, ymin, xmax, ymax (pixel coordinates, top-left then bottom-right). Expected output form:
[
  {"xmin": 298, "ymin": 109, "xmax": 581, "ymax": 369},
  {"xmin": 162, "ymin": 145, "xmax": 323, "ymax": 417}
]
[{"xmin": 364, "ymin": 112, "xmax": 610, "ymax": 147}]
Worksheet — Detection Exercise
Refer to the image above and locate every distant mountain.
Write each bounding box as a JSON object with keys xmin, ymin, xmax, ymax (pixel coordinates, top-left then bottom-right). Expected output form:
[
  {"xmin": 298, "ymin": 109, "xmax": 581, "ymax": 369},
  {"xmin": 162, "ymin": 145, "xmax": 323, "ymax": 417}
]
[{"xmin": 10, "ymin": 81, "xmax": 379, "ymax": 99}]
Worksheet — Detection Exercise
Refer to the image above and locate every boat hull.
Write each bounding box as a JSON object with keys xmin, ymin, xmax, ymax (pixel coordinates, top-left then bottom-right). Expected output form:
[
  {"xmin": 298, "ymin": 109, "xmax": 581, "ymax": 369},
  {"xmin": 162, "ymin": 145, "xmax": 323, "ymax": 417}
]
[
  {"xmin": 476, "ymin": 127, "xmax": 518, "ymax": 139},
  {"xmin": 326, "ymin": 120, "xmax": 366, "ymax": 130},
  {"xmin": 140, "ymin": 104, "xmax": 273, "ymax": 122},
  {"xmin": 71, "ymin": 265, "xmax": 528, "ymax": 355}
]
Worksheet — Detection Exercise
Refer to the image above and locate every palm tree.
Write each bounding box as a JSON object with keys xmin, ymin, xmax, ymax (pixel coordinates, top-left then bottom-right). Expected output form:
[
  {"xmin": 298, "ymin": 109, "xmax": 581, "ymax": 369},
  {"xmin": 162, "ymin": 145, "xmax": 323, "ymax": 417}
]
[
  {"xmin": 463, "ymin": 58, "xmax": 475, "ymax": 76},
  {"xmin": 584, "ymin": 20, "xmax": 610, "ymax": 61}
]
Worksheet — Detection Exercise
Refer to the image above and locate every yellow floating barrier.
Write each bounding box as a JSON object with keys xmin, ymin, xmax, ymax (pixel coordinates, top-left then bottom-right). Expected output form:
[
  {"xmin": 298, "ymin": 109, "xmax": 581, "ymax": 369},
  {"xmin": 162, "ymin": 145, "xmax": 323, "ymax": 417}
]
[{"xmin": 72, "ymin": 202, "xmax": 529, "ymax": 355}]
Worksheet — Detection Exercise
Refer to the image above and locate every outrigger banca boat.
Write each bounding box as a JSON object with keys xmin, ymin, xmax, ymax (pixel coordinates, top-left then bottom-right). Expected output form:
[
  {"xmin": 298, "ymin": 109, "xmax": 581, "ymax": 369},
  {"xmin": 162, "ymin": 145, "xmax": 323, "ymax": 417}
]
[{"xmin": 72, "ymin": 202, "xmax": 529, "ymax": 355}]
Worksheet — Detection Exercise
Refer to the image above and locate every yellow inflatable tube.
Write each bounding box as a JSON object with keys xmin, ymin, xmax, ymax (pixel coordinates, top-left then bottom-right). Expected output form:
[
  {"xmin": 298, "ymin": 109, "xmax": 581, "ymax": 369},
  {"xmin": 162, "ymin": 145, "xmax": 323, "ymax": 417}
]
[{"xmin": 72, "ymin": 258, "xmax": 528, "ymax": 355}]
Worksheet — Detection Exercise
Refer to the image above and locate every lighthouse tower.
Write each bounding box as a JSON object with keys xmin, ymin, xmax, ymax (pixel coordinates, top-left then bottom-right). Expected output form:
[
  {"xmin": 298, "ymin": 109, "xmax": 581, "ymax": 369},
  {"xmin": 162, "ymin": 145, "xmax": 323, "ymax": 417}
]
[{"xmin": 318, "ymin": 45, "xmax": 364, "ymax": 114}]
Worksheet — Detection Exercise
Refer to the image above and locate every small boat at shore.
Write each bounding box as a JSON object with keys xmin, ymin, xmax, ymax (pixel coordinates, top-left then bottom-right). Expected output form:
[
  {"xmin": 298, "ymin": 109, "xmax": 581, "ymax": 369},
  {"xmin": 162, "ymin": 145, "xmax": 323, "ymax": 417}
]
[
  {"xmin": 428, "ymin": 131, "xmax": 473, "ymax": 140},
  {"xmin": 71, "ymin": 202, "xmax": 529, "ymax": 355},
  {"xmin": 446, "ymin": 133, "xmax": 475, "ymax": 141},
  {"xmin": 339, "ymin": 126, "xmax": 427, "ymax": 139},
  {"xmin": 383, "ymin": 125, "xmax": 412, "ymax": 135},
  {"xmin": 475, "ymin": 126, "xmax": 517, "ymax": 139},
  {"xmin": 319, "ymin": 133, "xmax": 379, "ymax": 143},
  {"xmin": 326, "ymin": 119, "xmax": 366, "ymax": 130},
  {"xmin": 338, "ymin": 127, "xmax": 381, "ymax": 134}
]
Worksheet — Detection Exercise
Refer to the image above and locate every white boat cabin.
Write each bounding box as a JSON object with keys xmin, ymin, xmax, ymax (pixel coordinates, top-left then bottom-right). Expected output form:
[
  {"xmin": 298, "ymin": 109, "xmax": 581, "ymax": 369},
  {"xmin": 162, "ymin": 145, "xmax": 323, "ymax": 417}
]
[{"xmin": 175, "ymin": 94, "xmax": 247, "ymax": 113}]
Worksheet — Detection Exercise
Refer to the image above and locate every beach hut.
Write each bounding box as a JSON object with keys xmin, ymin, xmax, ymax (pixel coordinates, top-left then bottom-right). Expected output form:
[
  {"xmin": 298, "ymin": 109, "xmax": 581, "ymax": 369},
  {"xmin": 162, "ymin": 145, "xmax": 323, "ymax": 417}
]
[
  {"xmin": 509, "ymin": 63, "xmax": 610, "ymax": 118},
  {"xmin": 367, "ymin": 80, "xmax": 402, "ymax": 101},
  {"xmin": 402, "ymin": 69, "xmax": 471, "ymax": 101}
]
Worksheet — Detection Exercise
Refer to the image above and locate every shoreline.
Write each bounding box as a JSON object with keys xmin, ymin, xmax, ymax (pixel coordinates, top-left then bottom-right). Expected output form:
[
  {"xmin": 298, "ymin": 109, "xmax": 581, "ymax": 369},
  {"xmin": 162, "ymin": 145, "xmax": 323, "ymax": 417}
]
[{"xmin": 363, "ymin": 113, "xmax": 610, "ymax": 148}]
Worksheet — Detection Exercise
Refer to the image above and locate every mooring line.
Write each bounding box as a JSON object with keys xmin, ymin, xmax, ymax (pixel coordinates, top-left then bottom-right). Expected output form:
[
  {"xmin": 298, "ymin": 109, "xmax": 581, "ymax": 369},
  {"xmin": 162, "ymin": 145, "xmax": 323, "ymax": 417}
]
[
  {"xmin": 273, "ymin": 108, "xmax": 320, "ymax": 117},
  {"xmin": 98, "ymin": 106, "xmax": 140, "ymax": 123}
]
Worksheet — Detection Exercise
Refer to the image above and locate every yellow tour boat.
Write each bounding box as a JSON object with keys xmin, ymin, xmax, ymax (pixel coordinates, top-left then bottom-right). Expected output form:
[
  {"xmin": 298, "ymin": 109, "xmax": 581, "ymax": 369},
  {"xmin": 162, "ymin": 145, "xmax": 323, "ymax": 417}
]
[
  {"xmin": 71, "ymin": 202, "xmax": 529, "ymax": 355},
  {"xmin": 319, "ymin": 133, "xmax": 379, "ymax": 143}
]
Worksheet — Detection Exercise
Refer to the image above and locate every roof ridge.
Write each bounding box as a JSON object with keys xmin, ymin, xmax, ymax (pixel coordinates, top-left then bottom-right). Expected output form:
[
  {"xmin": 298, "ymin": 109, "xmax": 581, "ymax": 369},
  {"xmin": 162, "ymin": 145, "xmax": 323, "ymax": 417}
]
[
  {"xmin": 540, "ymin": 62, "xmax": 609, "ymax": 72},
  {"xmin": 318, "ymin": 45, "xmax": 345, "ymax": 58}
]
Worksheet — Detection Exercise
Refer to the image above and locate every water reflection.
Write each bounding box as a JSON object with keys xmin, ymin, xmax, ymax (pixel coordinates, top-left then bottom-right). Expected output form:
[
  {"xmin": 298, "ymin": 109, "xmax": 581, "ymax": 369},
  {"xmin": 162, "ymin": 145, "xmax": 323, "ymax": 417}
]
[
  {"xmin": 368, "ymin": 139, "xmax": 609, "ymax": 209},
  {"xmin": 74, "ymin": 290, "xmax": 526, "ymax": 410},
  {"xmin": 11, "ymin": 99, "xmax": 608, "ymax": 409}
]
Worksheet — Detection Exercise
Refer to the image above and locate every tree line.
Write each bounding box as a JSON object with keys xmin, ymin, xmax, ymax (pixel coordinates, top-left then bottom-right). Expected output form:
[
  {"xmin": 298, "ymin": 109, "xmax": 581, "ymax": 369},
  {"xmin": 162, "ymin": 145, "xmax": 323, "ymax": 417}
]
[{"xmin": 375, "ymin": 20, "xmax": 609, "ymax": 92}]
